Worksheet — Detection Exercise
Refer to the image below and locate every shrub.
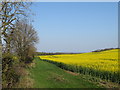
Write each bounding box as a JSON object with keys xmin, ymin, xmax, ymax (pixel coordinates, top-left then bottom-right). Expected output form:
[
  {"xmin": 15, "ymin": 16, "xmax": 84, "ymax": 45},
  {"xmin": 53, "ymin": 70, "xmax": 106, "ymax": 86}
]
[
  {"xmin": 24, "ymin": 56, "xmax": 34, "ymax": 64},
  {"xmin": 2, "ymin": 53, "xmax": 20, "ymax": 88}
]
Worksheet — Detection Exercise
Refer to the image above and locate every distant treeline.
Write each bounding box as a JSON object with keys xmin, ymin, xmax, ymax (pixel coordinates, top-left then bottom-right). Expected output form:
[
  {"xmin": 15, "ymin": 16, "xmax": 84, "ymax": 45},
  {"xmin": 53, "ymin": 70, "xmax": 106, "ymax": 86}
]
[
  {"xmin": 36, "ymin": 48, "xmax": 119, "ymax": 56},
  {"xmin": 36, "ymin": 52, "xmax": 81, "ymax": 56},
  {"xmin": 92, "ymin": 48, "xmax": 119, "ymax": 52}
]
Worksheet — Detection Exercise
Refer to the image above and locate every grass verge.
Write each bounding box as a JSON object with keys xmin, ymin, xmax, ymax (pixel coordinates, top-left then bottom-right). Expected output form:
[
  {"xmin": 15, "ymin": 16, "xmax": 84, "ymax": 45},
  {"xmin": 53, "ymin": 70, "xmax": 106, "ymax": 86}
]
[{"xmin": 28, "ymin": 57, "xmax": 102, "ymax": 88}]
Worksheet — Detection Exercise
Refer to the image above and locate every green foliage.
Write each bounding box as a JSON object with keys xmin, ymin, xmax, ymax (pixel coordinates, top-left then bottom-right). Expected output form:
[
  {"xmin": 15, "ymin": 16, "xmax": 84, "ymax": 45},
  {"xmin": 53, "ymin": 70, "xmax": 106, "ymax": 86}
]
[{"xmin": 2, "ymin": 53, "xmax": 20, "ymax": 88}]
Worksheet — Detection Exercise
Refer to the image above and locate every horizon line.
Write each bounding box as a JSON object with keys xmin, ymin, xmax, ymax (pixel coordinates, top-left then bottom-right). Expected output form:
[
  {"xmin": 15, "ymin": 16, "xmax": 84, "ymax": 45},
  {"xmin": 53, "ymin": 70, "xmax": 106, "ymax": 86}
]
[{"xmin": 37, "ymin": 47, "xmax": 119, "ymax": 53}]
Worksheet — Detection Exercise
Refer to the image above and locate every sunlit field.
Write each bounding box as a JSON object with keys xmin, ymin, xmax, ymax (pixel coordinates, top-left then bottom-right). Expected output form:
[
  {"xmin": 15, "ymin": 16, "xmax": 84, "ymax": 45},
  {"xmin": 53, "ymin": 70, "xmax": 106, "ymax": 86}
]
[{"xmin": 40, "ymin": 49, "xmax": 119, "ymax": 83}]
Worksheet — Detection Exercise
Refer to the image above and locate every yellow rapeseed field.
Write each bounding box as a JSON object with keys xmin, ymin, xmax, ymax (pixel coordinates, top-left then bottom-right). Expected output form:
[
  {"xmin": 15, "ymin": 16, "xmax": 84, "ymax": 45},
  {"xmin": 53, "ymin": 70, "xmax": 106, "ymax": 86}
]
[
  {"xmin": 40, "ymin": 49, "xmax": 118, "ymax": 73},
  {"xmin": 40, "ymin": 49, "xmax": 119, "ymax": 83}
]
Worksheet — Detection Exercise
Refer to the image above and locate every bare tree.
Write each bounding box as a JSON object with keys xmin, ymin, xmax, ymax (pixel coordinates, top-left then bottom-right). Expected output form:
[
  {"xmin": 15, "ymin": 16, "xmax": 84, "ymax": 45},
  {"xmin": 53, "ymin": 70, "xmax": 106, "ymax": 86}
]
[
  {"xmin": 0, "ymin": 1, "xmax": 31, "ymax": 53},
  {"xmin": 11, "ymin": 20, "xmax": 38, "ymax": 62}
]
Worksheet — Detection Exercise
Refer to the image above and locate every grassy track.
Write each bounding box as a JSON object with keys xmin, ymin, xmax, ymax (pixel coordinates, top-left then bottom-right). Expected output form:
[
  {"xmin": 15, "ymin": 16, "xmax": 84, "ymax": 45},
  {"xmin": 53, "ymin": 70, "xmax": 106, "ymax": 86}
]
[{"xmin": 28, "ymin": 57, "xmax": 101, "ymax": 88}]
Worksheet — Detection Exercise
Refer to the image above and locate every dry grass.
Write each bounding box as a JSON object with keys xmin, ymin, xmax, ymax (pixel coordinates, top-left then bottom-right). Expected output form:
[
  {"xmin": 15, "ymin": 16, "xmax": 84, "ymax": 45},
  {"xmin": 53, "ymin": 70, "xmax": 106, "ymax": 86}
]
[
  {"xmin": 28, "ymin": 62, "xmax": 36, "ymax": 68},
  {"xmin": 47, "ymin": 72, "xmax": 68, "ymax": 83},
  {"xmin": 16, "ymin": 76, "xmax": 34, "ymax": 88},
  {"xmin": 14, "ymin": 66, "xmax": 34, "ymax": 88},
  {"xmin": 65, "ymin": 70, "xmax": 79, "ymax": 76}
]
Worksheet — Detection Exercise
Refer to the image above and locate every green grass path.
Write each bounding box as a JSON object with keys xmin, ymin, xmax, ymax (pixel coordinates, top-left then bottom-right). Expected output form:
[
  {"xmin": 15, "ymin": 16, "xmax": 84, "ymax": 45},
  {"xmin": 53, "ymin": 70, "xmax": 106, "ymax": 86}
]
[{"xmin": 29, "ymin": 57, "xmax": 101, "ymax": 88}]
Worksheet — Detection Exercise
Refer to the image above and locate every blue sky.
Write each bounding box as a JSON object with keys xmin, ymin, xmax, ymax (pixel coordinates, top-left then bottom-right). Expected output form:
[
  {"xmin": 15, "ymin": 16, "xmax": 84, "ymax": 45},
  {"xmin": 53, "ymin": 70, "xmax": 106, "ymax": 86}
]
[{"xmin": 30, "ymin": 2, "xmax": 118, "ymax": 52}]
